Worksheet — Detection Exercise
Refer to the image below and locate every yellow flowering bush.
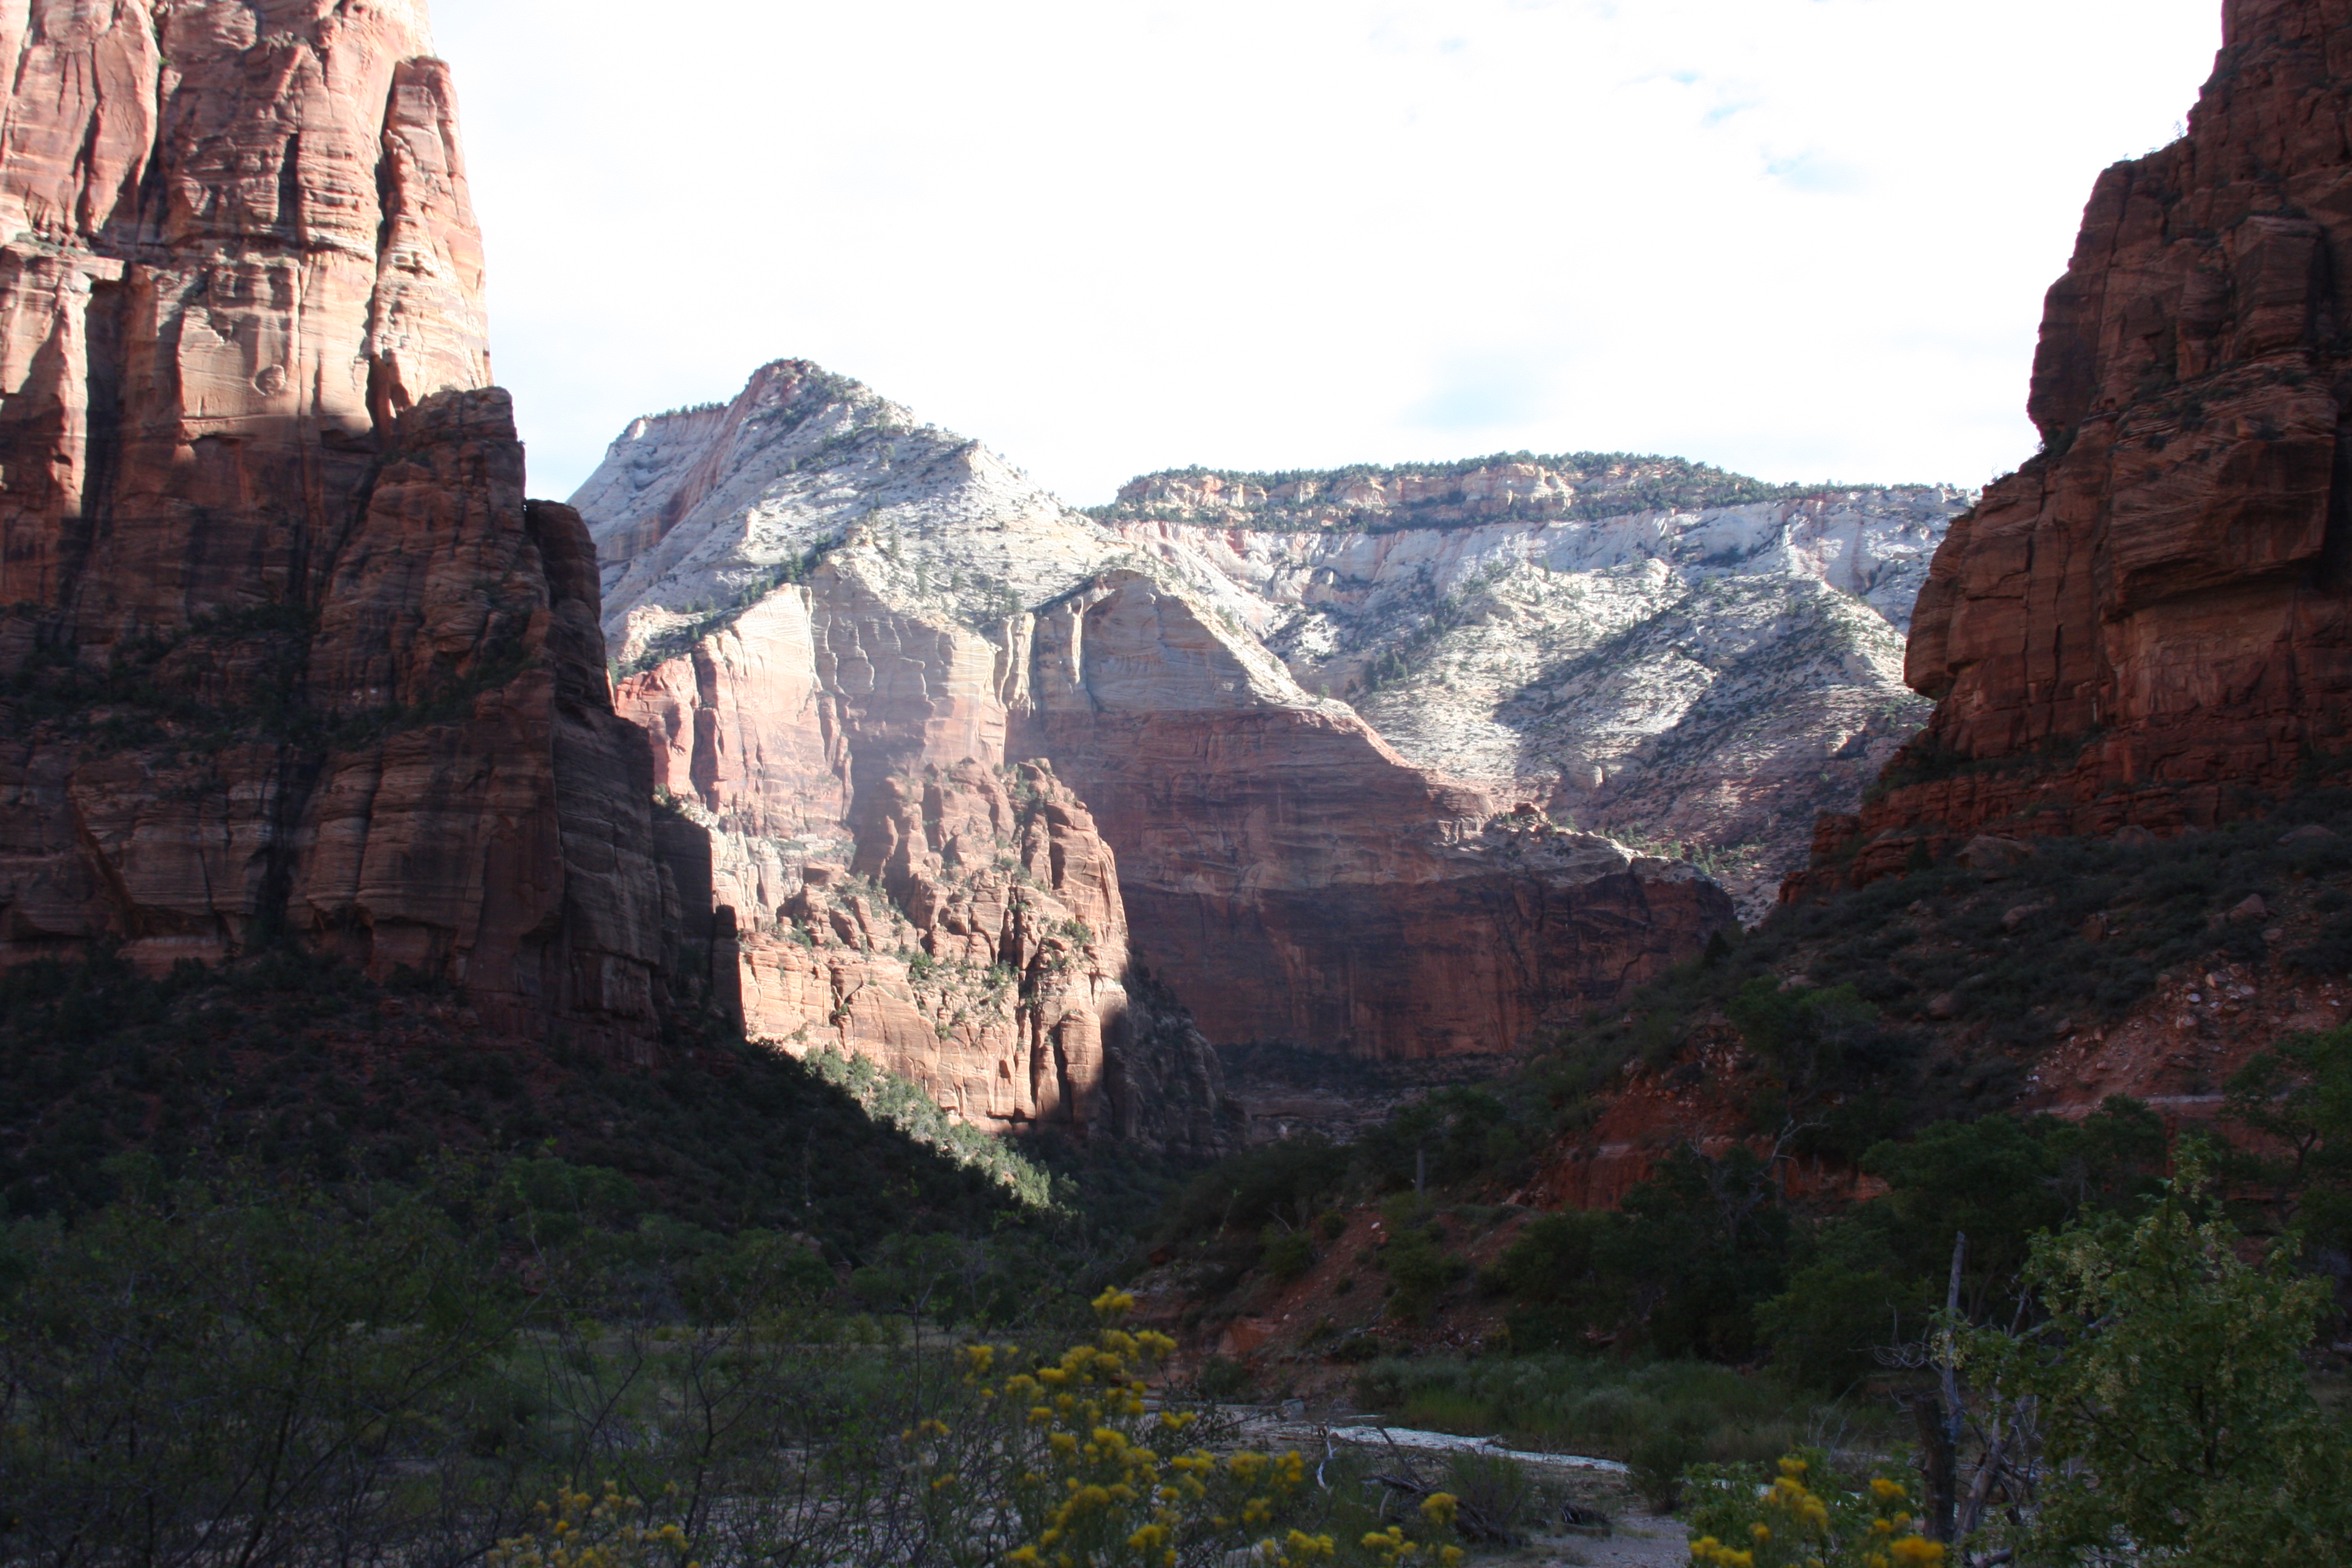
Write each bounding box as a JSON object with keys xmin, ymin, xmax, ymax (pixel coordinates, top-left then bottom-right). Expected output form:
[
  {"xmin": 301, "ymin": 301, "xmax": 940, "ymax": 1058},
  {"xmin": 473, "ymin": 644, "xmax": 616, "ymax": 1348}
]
[
  {"xmin": 490, "ymin": 1485, "xmax": 694, "ymax": 1568},
  {"xmin": 1683, "ymin": 1455, "xmax": 1944, "ymax": 1568},
  {"xmin": 932, "ymin": 1289, "xmax": 1463, "ymax": 1568}
]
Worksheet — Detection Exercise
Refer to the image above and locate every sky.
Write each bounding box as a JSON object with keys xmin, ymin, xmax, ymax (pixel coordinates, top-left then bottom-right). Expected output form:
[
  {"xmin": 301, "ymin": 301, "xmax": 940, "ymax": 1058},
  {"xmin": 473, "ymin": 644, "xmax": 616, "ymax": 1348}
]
[{"xmin": 429, "ymin": 0, "xmax": 2225, "ymax": 507}]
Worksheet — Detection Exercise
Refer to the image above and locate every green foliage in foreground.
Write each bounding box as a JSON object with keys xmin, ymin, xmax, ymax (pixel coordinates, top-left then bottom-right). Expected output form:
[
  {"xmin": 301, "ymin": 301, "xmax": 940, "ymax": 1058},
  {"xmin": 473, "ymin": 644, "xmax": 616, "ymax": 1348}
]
[
  {"xmin": 1683, "ymin": 1455, "xmax": 1941, "ymax": 1568},
  {"xmin": 1958, "ymin": 1164, "xmax": 2352, "ymax": 1565},
  {"xmin": 1611, "ymin": 1168, "xmax": 2352, "ymax": 1566},
  {"xmin": 2221, "ymin": 1020, "xmax": 2352, "ymax": 1256},
  {"xmin": 2, "ymin": 1167, "xmax": 517, "ymax": 1567},
  {"xmin": 0, "ymin": 1177, "xmax": 1486, "ymax": 1568},
  {"xmin": 0, "ymin": 1158, "xmax": 1125, "ymax": 1568}
]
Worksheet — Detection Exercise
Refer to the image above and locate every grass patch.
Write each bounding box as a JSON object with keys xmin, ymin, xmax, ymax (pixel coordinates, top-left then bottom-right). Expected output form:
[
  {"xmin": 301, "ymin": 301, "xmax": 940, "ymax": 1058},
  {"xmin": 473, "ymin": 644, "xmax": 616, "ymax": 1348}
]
[{"xmin": 1351, "ymin": 1354, "xmax": 1894, "ymax": 1467}]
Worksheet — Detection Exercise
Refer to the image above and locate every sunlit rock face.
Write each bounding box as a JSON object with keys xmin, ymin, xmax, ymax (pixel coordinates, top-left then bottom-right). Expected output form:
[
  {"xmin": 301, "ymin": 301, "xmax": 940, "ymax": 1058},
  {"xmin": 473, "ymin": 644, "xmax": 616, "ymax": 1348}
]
[
  {"xmin": 0, "ymin": 1, "xmax": 667, "ymax": 1055},
  {"xmin": 580, "ymin": 362, "xmax": 1737, "ymax": 1091},
  {"xmin": 1094, "ymin": 471, "xmax": 1966, "ymax": 918},
  {"xmin": 1806, "ymin": 0, "xmax": 2352, "ymax": 890}
]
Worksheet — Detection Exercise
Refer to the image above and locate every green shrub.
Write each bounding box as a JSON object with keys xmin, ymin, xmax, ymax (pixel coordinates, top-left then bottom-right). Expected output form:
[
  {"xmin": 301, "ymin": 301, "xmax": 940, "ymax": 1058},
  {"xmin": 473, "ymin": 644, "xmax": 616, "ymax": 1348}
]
[
  {"xmin": 802, "ymin": 1046, "xmax": 1052, "ymax": 1206},
  {"xmin": 1155, "ymin": 1135, "xmax": 1346, "ymax": 1247},
  {"xmin": 1754, "ymin": 1259, "xmax": 1918, "ymax": 1392},
  {"xmin": 1960, "ymin": 1165, "xmax": 2352, "ymax": 1564},
  {"xmin": 1194, "ymin": 1354, "xmax": 1253, "ymax": 1399},
  {"xmin": 1627, "ymin": 1428, "xmax": 1704, "ymax": 1512},
  {"xmin": 1261, "ymin": 1223, "xmax": 1313, "ymax": 1282},
  {"xmin": 2222, "ymin": 1024, "xmax": 2352, "ymax": 1253},
  {"xmin": 1377, "ymin": 1215, "xmax": 1469, "ymax": 1324},
  {"xmin": 1439, "ymin": 1450, "xmax": 1538, "ymax": 1541},
  {"xmin": 0, "ymin": 1169, "xmax": 517, "ymax": 1566}
]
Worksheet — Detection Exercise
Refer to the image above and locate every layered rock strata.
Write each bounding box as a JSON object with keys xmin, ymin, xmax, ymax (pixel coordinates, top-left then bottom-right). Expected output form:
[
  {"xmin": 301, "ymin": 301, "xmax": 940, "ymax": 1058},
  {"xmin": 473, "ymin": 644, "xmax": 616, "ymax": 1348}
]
[
  {"xmin": 578, "ymin": 362, "xmax": 1736, "ymax": 1079},
  {"xmin": 0, "ymin": 1, "xmax": 665, "ymax": 1051},
  {"xmin": 702, "ymin": 757, "xmax": 1224, "ymax": 1149},
  {"xmin": 1024, "ymin": 569, "xmax": 1730, "ymax": 1054},
  {"xmin": 1805, "ymin": 0, "xmax": 2352, "ymax": 888},
  {"xmin": 1097, "ymin": 478, "xmax": 1964, "ymax": 917}
]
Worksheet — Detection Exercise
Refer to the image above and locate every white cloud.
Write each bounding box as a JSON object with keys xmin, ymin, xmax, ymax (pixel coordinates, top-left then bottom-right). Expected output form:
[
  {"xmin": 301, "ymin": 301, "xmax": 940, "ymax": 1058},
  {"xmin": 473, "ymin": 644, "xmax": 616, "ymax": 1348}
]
[{"xmin": 431, "ymin": 0, "xmax": 2221, "ymax": 503}]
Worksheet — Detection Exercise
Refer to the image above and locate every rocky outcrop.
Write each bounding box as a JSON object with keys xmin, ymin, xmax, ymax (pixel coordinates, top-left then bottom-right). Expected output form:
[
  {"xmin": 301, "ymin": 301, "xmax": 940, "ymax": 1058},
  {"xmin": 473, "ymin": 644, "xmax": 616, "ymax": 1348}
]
[
  {"xmin": 703, "ymin": 757, "xmax": 1226, "ymax": 1151},
  {"xmin": 579, "ymin": 364, "xmax": 1737, "ymax": 1082},
  {"xmin": 1100, "ymin": 483, "xmax": 1965, "ymax": 918},
  {"xmin": 0, "ymin": 1, "xmax": 665, "ymax": 1053},
  {"xmin": 1804, "ymin": 0, "xmax": 2352, "ymax": 887}
]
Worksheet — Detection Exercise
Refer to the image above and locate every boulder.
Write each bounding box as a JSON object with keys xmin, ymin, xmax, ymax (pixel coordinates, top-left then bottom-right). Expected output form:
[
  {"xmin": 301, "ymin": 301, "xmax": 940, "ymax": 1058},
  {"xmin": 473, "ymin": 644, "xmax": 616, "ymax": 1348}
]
[{"xmin": 1958, "ymin": 835, "xmax": 2037, "ymax": 871}]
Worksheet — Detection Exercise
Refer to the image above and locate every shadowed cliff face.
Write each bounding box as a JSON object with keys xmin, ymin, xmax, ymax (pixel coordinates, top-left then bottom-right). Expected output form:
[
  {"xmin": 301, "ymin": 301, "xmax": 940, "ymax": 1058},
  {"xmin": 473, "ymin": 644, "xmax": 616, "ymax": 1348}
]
[
  {"xmin": 0, "ymin": 1, "xmax": 667, "ymax": 1053},
  {"xmin": 1806, "ymin": 0, "xmax": 2352, "ymax": 888},
  {"xmin": 579, "ymin": 362, "xmax": 1737, "ymax": 1091}
]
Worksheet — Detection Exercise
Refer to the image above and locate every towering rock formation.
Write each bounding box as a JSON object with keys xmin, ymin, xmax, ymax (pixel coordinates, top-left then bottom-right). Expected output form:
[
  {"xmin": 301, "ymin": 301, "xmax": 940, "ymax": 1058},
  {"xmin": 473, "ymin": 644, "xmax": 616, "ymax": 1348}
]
[
  {"xmin": 0, "ymin": 0, "xmax": 665, "ymax": 1053},
  {"xmin": 578, "ymin": 362, "xmax": 1737, "ymax": 1090},
  {"xmin": 1094, "ymin": 467, "xmax": 1965, "ymax": 918},
  {"xmin": 1806, "ymin": 0, "xmax": 2352, "ymax": 887}
]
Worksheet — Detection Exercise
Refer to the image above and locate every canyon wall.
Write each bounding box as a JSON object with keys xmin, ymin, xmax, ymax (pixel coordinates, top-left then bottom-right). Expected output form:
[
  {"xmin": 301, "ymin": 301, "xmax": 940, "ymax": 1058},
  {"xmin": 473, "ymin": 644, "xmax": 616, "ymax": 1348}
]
[
  {"xmin": 0, "ymin": 0, "xmax": 666, "ymax": 1053},
  {"xmin": 578, "ymin": 363, "xmax": 1735, "ymax": 1088},
  {"xmin": 1804, "ymin": 0, "xmax": 2352, "ymax": 889},
  {"xmin": 1095, "ymin": 472, "xmax": 1964, "ymax": 916},
  {"xmin": 1024, "ymin": 567, "xmax": 1729, "ymax": 1054}
]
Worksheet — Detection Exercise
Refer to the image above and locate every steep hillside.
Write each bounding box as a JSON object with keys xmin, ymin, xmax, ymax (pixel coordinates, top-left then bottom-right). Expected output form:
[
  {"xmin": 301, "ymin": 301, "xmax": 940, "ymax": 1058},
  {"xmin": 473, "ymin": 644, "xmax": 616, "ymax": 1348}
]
[
  {"xmin": 0, "ymin": 0, "xmax": 667, "ymax": 1054},
  {"xmin": 1138, "ymin": 779, "xmax": 2352, "ymax": 1377},
  {"xmin": 575, "ymin": 364, "xmax": 1735, "ymax": 1091},
  {"xmin": 1097, "ymin": 473, "xmax": 1965, "ymax": 915}
]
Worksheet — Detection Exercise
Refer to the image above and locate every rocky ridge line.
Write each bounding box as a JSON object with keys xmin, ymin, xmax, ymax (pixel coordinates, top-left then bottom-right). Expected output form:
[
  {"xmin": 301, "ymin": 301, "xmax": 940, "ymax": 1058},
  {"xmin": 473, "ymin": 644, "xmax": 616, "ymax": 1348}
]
[{"xmin": 1103, "ymin": 455, "xmax": 1879, "ymax": 532}]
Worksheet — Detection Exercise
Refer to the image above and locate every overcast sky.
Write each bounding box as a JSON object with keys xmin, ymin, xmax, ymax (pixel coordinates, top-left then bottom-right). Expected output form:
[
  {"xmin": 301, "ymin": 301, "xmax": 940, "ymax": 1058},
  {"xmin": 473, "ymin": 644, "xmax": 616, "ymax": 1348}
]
[{"xmin": 430, "ymin": 1, "xmax": 2223, "ymax": 507}]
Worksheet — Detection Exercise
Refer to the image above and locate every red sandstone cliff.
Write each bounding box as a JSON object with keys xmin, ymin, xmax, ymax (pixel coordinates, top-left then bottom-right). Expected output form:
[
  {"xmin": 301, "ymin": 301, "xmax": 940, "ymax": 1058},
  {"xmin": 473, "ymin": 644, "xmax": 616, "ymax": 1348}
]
[
  {"xmin": 1805, "ymin": 0, "xmax": 2352, "ymax": 886},
  {"xmin": 578, "ymin": 366, "xmax": 1734, "ymax": 1090},
  {"xmin": 1025, "ymin": 570, "xmax": 1733, "ymax": 1057},
  {"xmin": 701, "ymin": 756, "xmax": 1227, "ymax": 1151},
  {"xmin": 0, "ymin": 1, "xmax": 665, "ymax": 1051}
]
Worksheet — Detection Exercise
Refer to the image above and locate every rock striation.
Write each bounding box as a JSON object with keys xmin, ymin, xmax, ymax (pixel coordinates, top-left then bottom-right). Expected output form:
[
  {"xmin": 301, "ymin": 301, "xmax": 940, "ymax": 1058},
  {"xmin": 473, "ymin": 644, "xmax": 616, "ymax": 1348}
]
[
  {"xmin": 1024, "ymin": 568, "xmax": 1730, "ymax": 1056},
  {"xmin": 577, "ymin": 363, "xmax": 1737, "ymax": 1083},
  {"xmin": 704, "ymin": 756, "xmax": 1226, "ymax": 1149},
  {"xmin": 0, "ymin": 0, "xmax": 666, "ymax": 1053},
  {"xmin": 1096, "ymin": 474, "xmax": 1965, "ymax": 917},
  {"xmin": 1805, "ymin": 0, "xmax": 2352, "ymax": 888}
]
